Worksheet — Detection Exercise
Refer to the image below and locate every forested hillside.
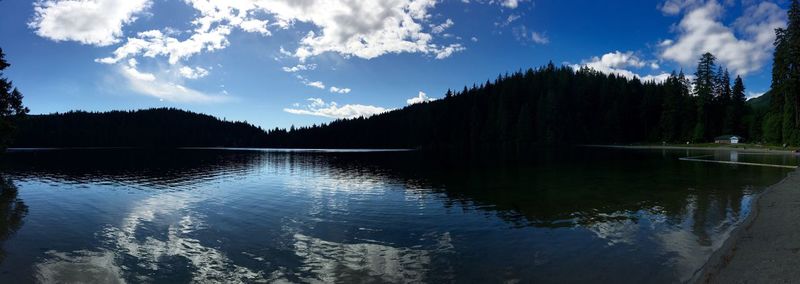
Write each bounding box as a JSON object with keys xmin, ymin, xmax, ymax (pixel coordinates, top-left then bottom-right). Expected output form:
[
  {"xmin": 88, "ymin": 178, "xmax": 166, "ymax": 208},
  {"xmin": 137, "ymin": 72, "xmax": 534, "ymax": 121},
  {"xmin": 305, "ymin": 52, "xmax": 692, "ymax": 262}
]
[
  {"xmin": 12, "ymin": 108, "xmax": 268, "ymax": 148},
  {"xmin": 264, "ymin": 59, "xmax": 752, "ymax": 152}
]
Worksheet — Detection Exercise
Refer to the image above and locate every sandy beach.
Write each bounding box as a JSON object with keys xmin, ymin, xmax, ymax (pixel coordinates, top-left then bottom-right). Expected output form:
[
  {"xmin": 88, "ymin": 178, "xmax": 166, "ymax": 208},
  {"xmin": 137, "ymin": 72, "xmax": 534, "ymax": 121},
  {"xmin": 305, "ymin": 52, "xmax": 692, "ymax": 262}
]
[{"xmin": 694, "ymin": 169, "xmax": 800, "ymax": 283}]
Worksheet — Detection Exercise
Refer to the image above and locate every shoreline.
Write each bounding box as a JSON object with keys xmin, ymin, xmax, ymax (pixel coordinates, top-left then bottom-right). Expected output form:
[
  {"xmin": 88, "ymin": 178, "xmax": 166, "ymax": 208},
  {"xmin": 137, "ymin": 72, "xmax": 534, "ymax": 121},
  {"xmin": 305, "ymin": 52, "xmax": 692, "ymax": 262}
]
[
  {"xmin": 692, "ymin": 168, "xmax": 800, "ymax": 283},
  {"xmin": 583, "ymin": 144, "xmax": 797, "ymax": 154}
]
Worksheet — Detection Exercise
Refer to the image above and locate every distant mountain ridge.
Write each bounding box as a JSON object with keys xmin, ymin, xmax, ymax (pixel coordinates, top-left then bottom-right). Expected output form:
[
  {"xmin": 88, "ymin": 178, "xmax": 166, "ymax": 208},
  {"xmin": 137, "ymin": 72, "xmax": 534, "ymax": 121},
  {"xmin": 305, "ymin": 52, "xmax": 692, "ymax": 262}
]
[{"xmin": 12, "ymin": 108, "xmax": 269, "ymax": 148}]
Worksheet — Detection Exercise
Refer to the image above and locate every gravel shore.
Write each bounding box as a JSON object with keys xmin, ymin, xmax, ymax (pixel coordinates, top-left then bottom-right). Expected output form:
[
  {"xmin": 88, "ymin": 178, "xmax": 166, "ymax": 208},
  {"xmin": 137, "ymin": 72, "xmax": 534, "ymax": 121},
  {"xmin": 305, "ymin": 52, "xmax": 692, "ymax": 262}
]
[{"xmin": 694, "ymin": 169, "xmax": 800, "ymax": 283}]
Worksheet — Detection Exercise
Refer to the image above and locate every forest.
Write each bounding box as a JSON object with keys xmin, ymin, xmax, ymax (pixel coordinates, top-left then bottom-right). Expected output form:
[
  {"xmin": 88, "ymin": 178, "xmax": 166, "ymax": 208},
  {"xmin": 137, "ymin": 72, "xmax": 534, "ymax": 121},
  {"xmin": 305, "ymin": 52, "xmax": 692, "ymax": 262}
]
[
  {"xmin": 262, "ymin": 57, "xmax": 752, "ymax": 152},
  {"xmin": 12, "ymin": 109, "xmax": 269, "ymax": 148}
]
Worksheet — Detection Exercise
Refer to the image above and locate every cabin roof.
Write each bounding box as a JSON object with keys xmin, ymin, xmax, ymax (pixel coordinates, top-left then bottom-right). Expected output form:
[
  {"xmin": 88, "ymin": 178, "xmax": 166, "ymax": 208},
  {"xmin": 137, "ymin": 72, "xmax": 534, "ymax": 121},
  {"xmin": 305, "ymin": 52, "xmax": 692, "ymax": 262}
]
[{"xmin": 714, "ymin": 135, "xmax": 742, "ymax": 140}]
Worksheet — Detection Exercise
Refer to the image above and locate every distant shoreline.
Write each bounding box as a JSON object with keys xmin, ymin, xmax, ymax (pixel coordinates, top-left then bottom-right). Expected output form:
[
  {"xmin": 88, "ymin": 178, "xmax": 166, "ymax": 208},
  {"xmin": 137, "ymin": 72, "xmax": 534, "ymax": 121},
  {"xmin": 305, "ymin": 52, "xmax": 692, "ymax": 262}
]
[{"xmin": 583, "ymin": 144, "xmax": 797, "ymax": 154}]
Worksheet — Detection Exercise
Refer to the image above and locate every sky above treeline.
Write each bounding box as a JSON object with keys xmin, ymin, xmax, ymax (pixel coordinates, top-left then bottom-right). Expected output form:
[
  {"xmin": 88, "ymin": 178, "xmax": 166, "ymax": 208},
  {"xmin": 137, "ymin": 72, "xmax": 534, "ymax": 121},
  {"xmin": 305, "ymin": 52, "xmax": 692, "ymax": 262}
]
[{"xmin": 0, "ymin": 0, "xmax": 789, "ymax": 129}]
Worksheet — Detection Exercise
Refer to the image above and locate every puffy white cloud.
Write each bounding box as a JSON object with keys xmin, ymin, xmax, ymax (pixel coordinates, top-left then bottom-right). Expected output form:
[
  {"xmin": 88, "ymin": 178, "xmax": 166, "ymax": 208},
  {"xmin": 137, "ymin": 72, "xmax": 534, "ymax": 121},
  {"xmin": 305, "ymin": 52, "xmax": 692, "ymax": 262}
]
[
  {"xmin": 92, "ymin": 0, "xmax": 465, "ymax": 66},
  {"xmin": 406, "ymin": 91, "xmax": 435, "ymax": 105},
  {"xmin": 659, "ymin": 0, "xmax": 786, "ymax": 76},
  {"xmin": 572, "ymin": 51, "xmax": 671, "ymax": 83},
  {"xmin": 95, "ymin": 26, "xmax": 233, "ymax": 65},
  {"xmin": 119, "ymin": 59, "xmax": 228, "ymax": 103},
  {"xmin": 284, "ymin": 98, "xmax": 389, "ymax": 119},
  {"xmin": 179, "ymin": 66, "xmax": 209, "ymax": 79},
  {"xmin": 282, "ymin": 64, "xmax": 317, "ymax": 73},
  {"xmin": 329, "ymin": 86, "xmax": 351, "ymax": 94},
  {"xmin": 594, "ymin": 51, "xmax": 647, "ymax": 69},
  {"xmin": 29, "ymin": 0, "xmax": 151, "ymax": 46},
  {"xmin": 275, "ymin": 0, "xmax": 463, "ymax": 61}
]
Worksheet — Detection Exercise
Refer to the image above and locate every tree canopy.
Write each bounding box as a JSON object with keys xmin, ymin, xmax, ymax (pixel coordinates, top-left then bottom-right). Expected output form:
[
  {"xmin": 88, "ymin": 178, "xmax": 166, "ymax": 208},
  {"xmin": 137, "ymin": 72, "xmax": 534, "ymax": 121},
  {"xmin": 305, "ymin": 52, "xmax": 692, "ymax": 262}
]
[{"xmin": 0, "ymin": 48, "xmax": 29, "ymax": 150}]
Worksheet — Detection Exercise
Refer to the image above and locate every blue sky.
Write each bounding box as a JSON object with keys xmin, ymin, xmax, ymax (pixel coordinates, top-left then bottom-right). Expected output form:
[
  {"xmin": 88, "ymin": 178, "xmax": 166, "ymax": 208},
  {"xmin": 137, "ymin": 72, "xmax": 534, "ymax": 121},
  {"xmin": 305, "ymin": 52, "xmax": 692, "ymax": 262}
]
[{"xmin": 0, "ymin": 0, "xmax": 789, "ymax": 129}]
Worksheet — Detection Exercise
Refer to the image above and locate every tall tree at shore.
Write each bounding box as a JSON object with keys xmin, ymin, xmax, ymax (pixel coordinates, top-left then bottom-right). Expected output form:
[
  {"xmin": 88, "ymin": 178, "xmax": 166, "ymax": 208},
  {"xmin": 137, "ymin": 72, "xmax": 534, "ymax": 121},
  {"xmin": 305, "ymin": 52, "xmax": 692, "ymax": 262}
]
[
  {"xmin": 0, "ymin": 48, "xmax": 29, "ymax": 150},
  {"xmin": 730, "ymin": 76, "xmax": 746, "ymax": 135},
  {"xmin": 767, "ymin": 0, "xmax": 800, "ymax": 145},
  {"xmin": 693, "ymin": 52, "xmax": 717, "ymax": 141}
]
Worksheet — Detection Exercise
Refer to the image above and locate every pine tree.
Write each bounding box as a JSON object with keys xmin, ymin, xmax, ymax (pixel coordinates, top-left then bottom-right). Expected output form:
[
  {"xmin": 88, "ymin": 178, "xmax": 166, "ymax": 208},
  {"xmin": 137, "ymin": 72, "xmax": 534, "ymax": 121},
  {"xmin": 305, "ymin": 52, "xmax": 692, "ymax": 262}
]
[
  {"xmin": 693, "ymin": 52, "xmax": 717, "ymax": 141},
  {"xmin": 730, "ymin": 76, "xmax": 746, "ymax": 135},
  {"xmin": 0, "ymin": 48, "xmax": 30, "ymax": 150}
]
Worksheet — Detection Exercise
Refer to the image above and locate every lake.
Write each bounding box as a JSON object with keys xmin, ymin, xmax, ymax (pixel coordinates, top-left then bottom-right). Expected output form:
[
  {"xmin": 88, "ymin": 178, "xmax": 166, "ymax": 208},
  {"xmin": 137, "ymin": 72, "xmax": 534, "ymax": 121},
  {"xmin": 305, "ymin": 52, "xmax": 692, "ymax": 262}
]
[{"xmin": 0, "ymin": 148, "xmax": 795, "ymax": 283}]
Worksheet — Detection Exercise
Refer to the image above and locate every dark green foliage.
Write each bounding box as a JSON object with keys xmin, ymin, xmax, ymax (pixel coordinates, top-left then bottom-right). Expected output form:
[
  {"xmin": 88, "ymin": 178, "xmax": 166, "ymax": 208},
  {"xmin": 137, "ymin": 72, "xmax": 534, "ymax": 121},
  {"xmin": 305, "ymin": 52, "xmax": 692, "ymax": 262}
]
[
  {"xmin": 763, "ymin": 0, "xmax": 800, "ymax": 145},
  {"xmin": 0, "ymin": 48, "xmax": 29, "ymax": 150},
  {"xmin": 13, "ymin": 108, "xmax": 270, "ymax": 148}
]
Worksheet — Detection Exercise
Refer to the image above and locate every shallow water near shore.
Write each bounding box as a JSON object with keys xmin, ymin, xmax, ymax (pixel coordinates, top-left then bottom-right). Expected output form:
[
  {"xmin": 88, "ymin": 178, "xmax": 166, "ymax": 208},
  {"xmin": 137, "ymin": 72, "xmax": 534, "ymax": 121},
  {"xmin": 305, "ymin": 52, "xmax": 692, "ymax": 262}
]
[{"xmin": 0, "ymin": 148, "xmax": 794, "ymax": 283}]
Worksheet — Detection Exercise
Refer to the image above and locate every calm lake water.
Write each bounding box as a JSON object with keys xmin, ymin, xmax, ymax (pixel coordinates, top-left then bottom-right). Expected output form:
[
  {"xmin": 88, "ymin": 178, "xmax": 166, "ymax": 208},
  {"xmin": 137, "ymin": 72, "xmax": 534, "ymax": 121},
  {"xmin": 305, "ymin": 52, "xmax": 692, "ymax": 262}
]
[{"xmin": 0, "ymin": 148, "xmax": 795, "ymax": 283}]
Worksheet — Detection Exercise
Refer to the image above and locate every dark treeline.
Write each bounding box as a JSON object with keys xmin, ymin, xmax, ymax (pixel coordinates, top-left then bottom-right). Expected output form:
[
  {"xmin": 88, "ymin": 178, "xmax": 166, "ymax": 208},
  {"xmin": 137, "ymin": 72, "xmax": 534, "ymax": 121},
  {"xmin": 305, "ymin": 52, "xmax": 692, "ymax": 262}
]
[
  {"xmin": 12, "ymin": 108, "xmax": 269, "ymax": 148},
  {"xmin": 763, "ymin": 0, "xmax": 800, "ymax": 145},
  {"xmin": 264, "ymin": 58, "xmax": 753, "ymax": 152}
]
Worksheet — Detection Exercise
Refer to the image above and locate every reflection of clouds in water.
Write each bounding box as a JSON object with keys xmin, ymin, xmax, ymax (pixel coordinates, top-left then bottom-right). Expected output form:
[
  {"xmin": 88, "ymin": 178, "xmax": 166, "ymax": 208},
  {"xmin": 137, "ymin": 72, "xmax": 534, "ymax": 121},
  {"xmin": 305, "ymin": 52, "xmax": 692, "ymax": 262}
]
[
  {"xmin": 35, "ymin": 192, "xmax": 268, "ymax": 283},
  {"xmin": 585, "ymin": 216, "xmax": 640, "ymax": 246},
  {"xmin": 293, "ymin": 233, "xmax": 436, "ymax": 283},
  {"xmin": 584, "ymin": 194, "xmax": 754, "ymax": 283},
  {"xmin": 35, "ymin": 250, "xmax": 125, "ymax": 284},
  {"xmin": 32, "ymin": 187, "xmax": 449, "ymax": 283}
]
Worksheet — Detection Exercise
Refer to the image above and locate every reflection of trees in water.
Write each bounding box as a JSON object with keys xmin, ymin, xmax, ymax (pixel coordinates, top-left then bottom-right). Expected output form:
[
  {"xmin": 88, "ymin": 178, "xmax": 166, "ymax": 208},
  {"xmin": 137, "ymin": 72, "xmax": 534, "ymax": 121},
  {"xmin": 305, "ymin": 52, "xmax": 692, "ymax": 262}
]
[
  {"xmin": 0, "ymin": 176, "xmax": 27, "ymax": 263},
  {"xmin": 0, "ymin": 149, "xmax": 268, "ymax": 189}
]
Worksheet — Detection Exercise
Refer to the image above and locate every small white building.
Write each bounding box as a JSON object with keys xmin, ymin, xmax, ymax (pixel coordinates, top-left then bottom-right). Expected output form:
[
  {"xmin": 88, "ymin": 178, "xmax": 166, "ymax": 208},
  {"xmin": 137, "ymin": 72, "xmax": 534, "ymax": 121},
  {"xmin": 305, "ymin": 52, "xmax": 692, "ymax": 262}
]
[{"xmin": 714, "ymin": 135, "xmax": 742, "ymax": 144}]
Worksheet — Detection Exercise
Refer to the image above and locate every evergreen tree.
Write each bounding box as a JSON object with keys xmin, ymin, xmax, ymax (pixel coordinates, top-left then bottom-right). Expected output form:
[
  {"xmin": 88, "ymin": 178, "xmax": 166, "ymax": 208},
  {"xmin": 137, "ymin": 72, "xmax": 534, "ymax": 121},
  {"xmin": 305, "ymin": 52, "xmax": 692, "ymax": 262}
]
[
  {"xmin": 766, "ymin": 0, "xmax": 800, "ymax": 145},
  {"xmin": 0, "ymin": 48, "xmax": 29, "ymax": 150},
  {"xmin": 730, "ymin": 76, "xmax": 746, "ymax": 135},
  {"xmin": 693, "ymin": 52, "xmax": 717, "ymax": 141}
]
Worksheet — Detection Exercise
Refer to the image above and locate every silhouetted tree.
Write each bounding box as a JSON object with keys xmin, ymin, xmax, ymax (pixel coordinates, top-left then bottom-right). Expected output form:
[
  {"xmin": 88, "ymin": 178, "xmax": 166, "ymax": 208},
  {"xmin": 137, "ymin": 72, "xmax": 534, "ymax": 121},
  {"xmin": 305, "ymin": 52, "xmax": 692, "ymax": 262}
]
[{"xmin": 0, "ymin": 48, "xmax": 29, "ymax": 150}]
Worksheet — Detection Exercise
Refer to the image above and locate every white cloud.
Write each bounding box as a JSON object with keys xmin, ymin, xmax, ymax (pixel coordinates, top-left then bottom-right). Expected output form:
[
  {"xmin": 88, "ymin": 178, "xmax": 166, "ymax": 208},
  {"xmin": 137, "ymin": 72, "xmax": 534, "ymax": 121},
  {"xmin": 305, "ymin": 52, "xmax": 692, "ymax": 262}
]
[
  {"xmin": 95, "ymin": 27, "xmax": 233, "ymax": 65},
  {"xmin": 282, "ymin": 64, "xmax": 317, "ymax": 73},
  {"xmin": 280, "ymin": 0, "xmax": 463, "ymax": 61},
  {"xmin": 594, "ymin": 51, "xmax": 647, "ymax": 69},
  {"xmin": 406, "ymin": 91, "xmax": 435, "ymax": 105},
  {"xmin": 496, "ymin": 14, "xmax": 520, "ymax": 27},
  {"xmin": 91, "ymin": 0, "xmax": 465, "ymax": 66},
  {"xmin": 530, "ymin": 32, "xmax": 549, "ymax": 44},
  {"xmin": 435, "ymin": 44, "xmax": 466, "ymax": 59},
  {"xmin": 431, "ymin": 19, "xmax": 454, "ymax": 34},
  {"xmin": 119, "ymin": 59, "xmax": 228, "ymax": 103},
  {"xmin": 284, "ymin": 98, "xmax": 389, "ymax": 119},
  {"xmin": 659, "ymin": 0, "xmax": 786, "ymax": 76},
  {"xmin": 329, "ymin": 86, "xmax": 351, "ymax": 94},
  {"xmin": 658, "ymin": 0, "xmax": 703, "ymax": 15},
  {"xmin": 471, "ymin": 37, "xmax": 479, "ymax": 42},
  {"xmin": 512, "ymin": 25, "xmax": 549, "ymax": 45},
  {"xmin": 500, "ymin": 0, "xmax": 520, "ymax": 9},
  {"xmin": 572, "ymin": 51, "xmax": 672, "ymax": 83},
  {"xmin": 29, "ymin": 0, "xmax": 151, "ymax": 46},
  {"xmin": 179, "ymin": 66, "xmax": 209, "ymax": 79},
  {"xmin": 305, "ymin": 81, "xmax": 325, "ymax": 89}
]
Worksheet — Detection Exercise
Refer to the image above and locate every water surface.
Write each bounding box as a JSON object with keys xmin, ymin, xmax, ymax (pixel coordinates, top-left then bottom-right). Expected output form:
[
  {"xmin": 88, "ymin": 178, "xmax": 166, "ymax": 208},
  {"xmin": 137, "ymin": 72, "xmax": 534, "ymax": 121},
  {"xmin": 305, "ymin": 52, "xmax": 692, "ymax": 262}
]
[{"xmin": 0, "ymin": 148, "xmax": 794, "ymax": 283}]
